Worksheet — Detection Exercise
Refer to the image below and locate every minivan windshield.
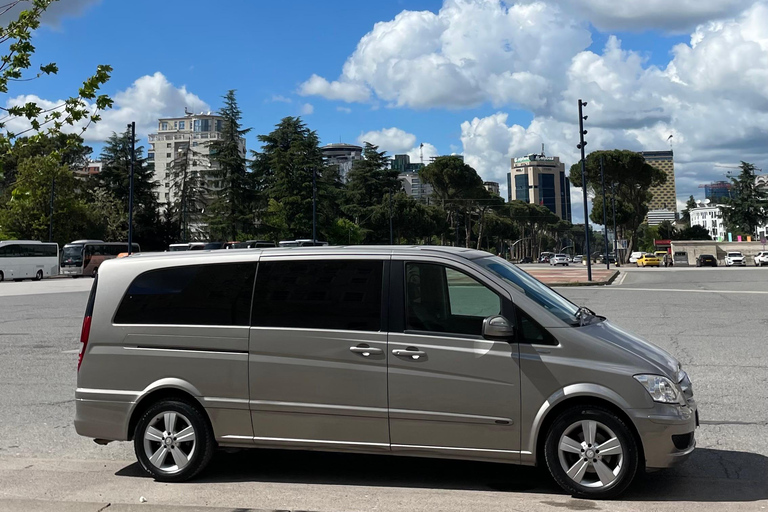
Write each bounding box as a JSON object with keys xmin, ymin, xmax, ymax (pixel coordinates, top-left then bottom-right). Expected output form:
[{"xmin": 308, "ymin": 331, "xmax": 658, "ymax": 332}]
[{"xmin": 475, "ymin": 256, "xmax": 583, "ymax": 325}]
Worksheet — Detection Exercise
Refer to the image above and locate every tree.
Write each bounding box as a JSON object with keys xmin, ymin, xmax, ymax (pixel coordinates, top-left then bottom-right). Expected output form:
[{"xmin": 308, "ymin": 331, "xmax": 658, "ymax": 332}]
[
  {"xmin": 0, "ymin": 154, "xmax": 93, "ymax": 245},
  {"xmin": 722, "ymin": 161, "xmax": 768, "ymax": 236},
  {"xmin": 657, "ymin": 220, "xmax": 676, "ymax": 240},
  {"xmin": 0, "ymin": 133, "xmax": 91, "ymax": 194},
  {"xmin": 678, "ymin": 225, "xmax": 712, "ymax": 241},
  {"xmin": 570, "ymin": 150, "xmax": 666, "ymax": 257},
  {"xmin": 344, "ymin": 142, "xmax": 400, "ymax": 225},
  {"xmin": 420, "ymin": 156, "xmax": 486, "ymax": 246},
  {"xmin": 207, "ymin": 90, "xmax": 253, "ymax": 241},
  {"xmin": 95, "ymin": 129, "xmax": 162, "ymax": 249},
  {"xmin": 168, "ymin": 143, "xmax": 211, "ymax": 242},
  {"xmin": 681, "ymin": 195, "xmax": 697, "ymax": 225},
  {"xmin": 251, "ymin": 117, "xmax": 340, "ymax": 241},
  {"xmin": 0, "ymin": 0, "xmax": 112, "ymax": 157}
]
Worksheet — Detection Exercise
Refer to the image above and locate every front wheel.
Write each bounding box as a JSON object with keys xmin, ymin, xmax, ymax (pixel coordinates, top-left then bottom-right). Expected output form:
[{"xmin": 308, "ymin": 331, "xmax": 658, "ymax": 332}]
[
  {"xmin": 0, "ymin": 271, "xmax": 3, "ymax": 282},
  {"xmin": 34, "ymin": 270, "xmax": 43, "ymax": 281},
  {"xmin": 544, "ymin": 405, "xmax": 640, "ymax": 499},
  {"xmin": 134, "ymin": 399, "xmax": 215, "ymax": 482}
]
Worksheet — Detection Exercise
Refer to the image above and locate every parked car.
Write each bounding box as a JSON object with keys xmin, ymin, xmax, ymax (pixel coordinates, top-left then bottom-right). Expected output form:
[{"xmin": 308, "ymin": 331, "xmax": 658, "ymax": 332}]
[
  {"xmin": 725, "ymin": 251, "xmax": 746, "ymax": 266},
  {"xmin": 754, "ymin": 251, "xmax": 768, "ymax": 267},
  {"xmin": 696, "ymin": 254, "xmax": 718, "ymax": 267},
  {"xmin": 636, "ymin": 253, "xmax": 661, "ymax": 267},
  {"xmin": 75, "ymin": 246, "xmax": 696, "ymax": 499},
  {"xmin": 629, "ymin": 251, "xmax": 644, "ymax": 264},
  {"xmin": 550, "ymin": 254, "xmax": 570, "ymax": 266},
  {"xmin": 572, "ymin": 255, "xmax": 583, "ymax": 264},
  {"xmin": 538, "ymin": 252, "xmax": 554, "ymax": 263}
]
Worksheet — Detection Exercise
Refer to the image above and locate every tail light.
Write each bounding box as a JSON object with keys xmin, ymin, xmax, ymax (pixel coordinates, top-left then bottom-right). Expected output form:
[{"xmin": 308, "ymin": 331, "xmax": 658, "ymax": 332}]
[{"xmin": 78, "ymin": 275, "xmax": 98, "ymax": 372}]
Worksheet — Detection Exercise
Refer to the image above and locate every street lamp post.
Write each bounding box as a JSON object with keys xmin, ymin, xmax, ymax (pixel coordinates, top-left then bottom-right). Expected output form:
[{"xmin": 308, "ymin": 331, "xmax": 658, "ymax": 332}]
[
  {"xmin": 127, "ymin": 122, "xmax": 135, "ymax": 255},
  {"xmin": 612, "ymin": 181, "xmax": 618, "ymax": 262},
  {"xmin": 48, "ymin": 177, "xmax": 55, "ymax": 242},
  {"xmin": 577, "ymin": 99, "xmax": 592, "ymax": 281},
  {"xmin": 601, "ymin": 156, "xmax": 609, "ymax": 270},
  {"xmin": 312, "ymin": 167, "xmax": 317, "ymax": 243}
]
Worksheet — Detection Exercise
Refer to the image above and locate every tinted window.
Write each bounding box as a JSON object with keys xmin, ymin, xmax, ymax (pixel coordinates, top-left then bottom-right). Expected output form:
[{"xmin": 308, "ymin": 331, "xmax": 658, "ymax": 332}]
[
  {"xmin": 406, "ymin": 263, "xmax": 500, "ymax": 337},
  {"xmin": 114, "ymin": 263, "xmax": 256, "ymax": 326},
  {"xmin": 516, "ymin": 307, "xmax": 557, "ymax": 346},
  {"xmin": 251, "ymin": 260, "xmax": 383, "ymax": 331}
]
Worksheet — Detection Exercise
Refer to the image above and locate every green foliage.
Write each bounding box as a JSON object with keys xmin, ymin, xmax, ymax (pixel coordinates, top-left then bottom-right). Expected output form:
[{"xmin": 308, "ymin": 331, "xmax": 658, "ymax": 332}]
[
  {"xmin": 657, "ymin": 220, "xmax": 676, "ymax": 240},
  {"xmin": 0, "ymin": 0, "xmax": 112, "ymax": 150},
  {"xmin": 344, "ymin": 142, "xmax": 400, "ymax": 224},
  {"xmin": 570, "ymin": 150, "xmax": 666, "ymax": 251},
  {"xmin": 207, "ymin": 90, "xmax": 253, "ymax": 241},
  {"xmin": 722, "ymin": 162, "xmax": 768, "ymax": 236},
  {"xmin": 0, "ymin": 154, "xmax": 93, "ymax": 245},
  {"xmin": 677, "ymin": 225, "xmax": 712, "ymax": 241},
  {"xmin": 168, "ymin": 143, "xmax": 210, "ymax": 242},
  {"xmin": 681, "ymin": 195, "xmax": 697, "ymax": 225}
]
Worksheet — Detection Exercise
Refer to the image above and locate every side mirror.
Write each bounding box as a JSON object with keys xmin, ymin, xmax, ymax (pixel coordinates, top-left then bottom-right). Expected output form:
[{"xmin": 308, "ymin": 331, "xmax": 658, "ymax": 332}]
[{"xmin": 482, "ymin": 315, "xmax": 515, "ymax": 341}]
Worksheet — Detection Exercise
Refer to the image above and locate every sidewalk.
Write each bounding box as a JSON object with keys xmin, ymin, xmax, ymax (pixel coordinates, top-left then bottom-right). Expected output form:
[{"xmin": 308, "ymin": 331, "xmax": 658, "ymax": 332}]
[{"xmin": 521, "ymin": 266, "xmax": 619, "ymax": 286}]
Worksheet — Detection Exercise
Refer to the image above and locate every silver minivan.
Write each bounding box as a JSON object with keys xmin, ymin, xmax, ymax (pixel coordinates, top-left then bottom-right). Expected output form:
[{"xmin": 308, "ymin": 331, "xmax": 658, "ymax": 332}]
[{"xmin": 75, "ymin": 246, "xmax": 697, "ymax": 499}]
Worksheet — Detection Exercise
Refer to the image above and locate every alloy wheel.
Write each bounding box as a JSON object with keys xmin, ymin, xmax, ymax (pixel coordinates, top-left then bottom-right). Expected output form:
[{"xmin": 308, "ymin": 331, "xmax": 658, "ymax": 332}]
[
  {"xmin": 142, "ymin": 411, "xmax": 197, "ymax": 474},
  {"xmin": 557, "ymin": 419, "xmax": 624, "ymax": 489}
]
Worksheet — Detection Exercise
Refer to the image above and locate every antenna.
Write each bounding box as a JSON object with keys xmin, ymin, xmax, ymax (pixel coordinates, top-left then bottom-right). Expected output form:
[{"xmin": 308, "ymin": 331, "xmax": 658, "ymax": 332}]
[
  {"xmin": 541, "ymin": 143, "xmax": 545, "ymax": 157},
  {"xmin": 420, "ymin": 143, "xmax": 424, "ymax": 165}
]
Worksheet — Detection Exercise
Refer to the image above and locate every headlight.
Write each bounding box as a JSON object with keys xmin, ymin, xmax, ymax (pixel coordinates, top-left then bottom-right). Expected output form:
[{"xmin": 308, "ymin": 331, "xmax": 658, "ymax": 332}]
[{"xmin": 634, "ymin": 374, "xmax": 683, "ymax": 404}]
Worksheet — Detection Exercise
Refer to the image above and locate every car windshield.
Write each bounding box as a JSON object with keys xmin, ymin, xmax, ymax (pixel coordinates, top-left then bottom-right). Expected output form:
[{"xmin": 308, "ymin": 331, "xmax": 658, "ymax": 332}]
[
  {"xmin": 62, "ymin": 245, "xmax": 83, "ymax": 263},
  {"xmin": 728, "ymin": 252, "xmax": 742, "ymax": 257},
  {"xmin": 555, "ymin": 254, "xmax": 566, "ymax": 258},
  {"xmin": 475, "ymin": 256, "xmax": 582, "ymax": 325}
]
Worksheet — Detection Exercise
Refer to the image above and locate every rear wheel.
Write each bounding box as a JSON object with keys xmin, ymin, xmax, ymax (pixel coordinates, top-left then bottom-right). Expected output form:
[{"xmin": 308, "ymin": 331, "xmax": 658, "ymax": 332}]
[
  {"xmin": 0, "ymin": 271, "xmax": 3, "ymax": 282},
  {"xmin": 34, "ymin": 270, "xmax": 43, "ymax": 281},
  {"xmin": 545, "ymin": 405, "xmax": 640, "ymax": 499},
  {"xmin": 134, "ymin": 399, "xmax": 215, "ymax": 482}
]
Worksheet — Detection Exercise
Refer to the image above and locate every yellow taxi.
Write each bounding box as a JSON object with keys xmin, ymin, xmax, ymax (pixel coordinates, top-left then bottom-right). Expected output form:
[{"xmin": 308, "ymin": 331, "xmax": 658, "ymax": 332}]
[{"xmin": 636, "ymin": 253, "xmax": 661, "ymax": 267}]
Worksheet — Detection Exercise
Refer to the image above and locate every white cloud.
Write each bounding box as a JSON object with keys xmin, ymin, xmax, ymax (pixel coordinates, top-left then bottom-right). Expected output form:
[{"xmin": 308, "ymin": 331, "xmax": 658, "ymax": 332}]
[
  {"xmin": 358, "ymin": 127, "xmax": 416, "ymax": 154},
  {"xmin": 300, "ymin": 103, "xmax": 314, "ymax": 115},
  {"xmin": 555, "ymin": 0, "xmax": 754, "ymax": 32},
  {"xmin": 4, "ymin": 72, "xmax": 209, "ymax": 142},
  {"xmin": 0, "ymin": 0, "xmax": 101, "ymax": 27},
  {"xmin": 298, "ymin": 74, "xmax": 370, "ymax": 103},
  {"xmin": 270, "ymin": 95, "xmax": 292, "ymax": 103},
  {"xmin": 337, "ymin": 106, "xmax": 352, "ymax": 113},
  {"xmin": 300, "ymin": 0, "xmax": 590, "ymax": 109}
]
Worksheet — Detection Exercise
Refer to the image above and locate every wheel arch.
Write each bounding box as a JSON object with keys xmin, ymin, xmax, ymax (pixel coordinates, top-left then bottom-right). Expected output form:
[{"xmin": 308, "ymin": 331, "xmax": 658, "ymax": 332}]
[
  {"xmin": 529, "ymin": 385, "xmax": 645, "ymax": 468},
  {"xmin": 126, "ymin": 379, "xmax": 210, "ymax": 442}
]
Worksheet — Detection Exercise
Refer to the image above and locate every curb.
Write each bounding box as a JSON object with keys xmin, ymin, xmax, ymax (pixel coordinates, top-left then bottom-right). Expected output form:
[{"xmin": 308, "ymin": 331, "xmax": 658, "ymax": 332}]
[{"xmin": 545, "ymin": 270, "xmax": 620, "ymax": 287}]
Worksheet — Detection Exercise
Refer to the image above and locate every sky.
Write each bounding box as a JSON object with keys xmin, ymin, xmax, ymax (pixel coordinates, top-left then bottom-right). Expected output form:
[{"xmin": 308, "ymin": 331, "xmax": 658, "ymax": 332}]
[{"xmin": 7, "ymin": 0, "xmax": 768, "ymax": 224}]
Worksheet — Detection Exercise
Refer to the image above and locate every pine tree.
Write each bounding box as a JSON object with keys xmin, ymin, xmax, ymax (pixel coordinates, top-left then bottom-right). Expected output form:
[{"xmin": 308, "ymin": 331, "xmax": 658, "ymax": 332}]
[
  {"xmin": 344, "ymin": 142, "xmax": 400, "ymax": 224},
  {"xmin": 723, "ymin": 162, "xmax": 768, "ymax": 236},
  {"xmin": 207, "ymin": 90, "xmax": 252, "ymax": 241},
  {"xmin": 168, "ymin": 144, "xmax": 211, "ymax": 242},
  {"xmin": 681, "ymin": 195, "xmax": 697, "ymax": 225}
]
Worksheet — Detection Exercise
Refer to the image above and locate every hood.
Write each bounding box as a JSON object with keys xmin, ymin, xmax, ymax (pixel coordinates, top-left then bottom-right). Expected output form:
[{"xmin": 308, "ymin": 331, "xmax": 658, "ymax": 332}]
[{"xmin": 580, "ymin": 321, "xmax": 679, "ymax": 379}]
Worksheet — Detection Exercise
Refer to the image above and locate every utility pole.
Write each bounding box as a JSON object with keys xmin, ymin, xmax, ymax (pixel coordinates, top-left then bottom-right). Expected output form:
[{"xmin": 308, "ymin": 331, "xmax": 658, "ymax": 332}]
[
  {"xmin": 48, "ymin": 177, "xmax": 55, "ymax": 242},
  {"xmin": 127, "ymin": 122, "xmax": 135, "ymax": 255},
  {"xmin": 312, "ymin": 167, "xmax": 317, "ymax": 243},
  {"xmin": 612, "ymin": 181, "xmax": 618, "ymax": 261},
  {"xmin": 601, "ymin": 156, "xmax": 609, "ymax": 270},
  {"xmin": 578, "ymin": 99, "xmax": 592, "ymax": 281}
]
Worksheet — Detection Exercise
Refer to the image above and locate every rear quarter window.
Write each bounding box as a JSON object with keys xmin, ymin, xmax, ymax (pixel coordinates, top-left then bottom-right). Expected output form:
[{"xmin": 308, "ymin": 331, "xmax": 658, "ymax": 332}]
[{"xmin": 114, "ymin": 263, "xmax": 257, "ymax": 326}]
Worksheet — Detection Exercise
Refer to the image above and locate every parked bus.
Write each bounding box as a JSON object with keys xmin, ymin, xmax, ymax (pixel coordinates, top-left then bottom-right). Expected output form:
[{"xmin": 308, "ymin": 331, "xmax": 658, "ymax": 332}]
[
  {"xmin": 0, "ymin": 240, "xmax": 59, "ymax": 282},
  {"xmin": 60, "ymin": 240, "xmax": 140, "ymax": 277}
]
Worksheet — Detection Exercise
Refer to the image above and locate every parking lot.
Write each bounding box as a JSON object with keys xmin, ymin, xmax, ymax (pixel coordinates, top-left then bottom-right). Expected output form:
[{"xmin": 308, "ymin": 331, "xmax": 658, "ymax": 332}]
[{"xmin": 1, "ymin": 267, "xmax": 767, "ymax": 511}]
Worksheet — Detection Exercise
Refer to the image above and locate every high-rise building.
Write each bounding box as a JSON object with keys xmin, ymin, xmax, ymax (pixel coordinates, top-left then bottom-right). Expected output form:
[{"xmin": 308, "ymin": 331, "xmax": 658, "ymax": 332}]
[
  {"xmin": 483, "ymin": 181, "xmax": 500, "ymax": 197},
  {"xmin": 703, "ymin": 181, "xmax": 732, "ymax": 203},
  {"xmin": 640, "ymin": 150, "xmax": 676, "ymax": 212},
  {"xmin": 507, "ymin": 153, "xmax": 571, "ymax": 221},
  {"xmin": 392, "ymin": 154, "xmax": 431, "ymax": 202},
  {"xmin": 148, "ymin": 111, "xmax": 245, "ymax": 211},
  {"xmin": 321, "ymin": 143, "xmax": 363, "ymax": 182}
]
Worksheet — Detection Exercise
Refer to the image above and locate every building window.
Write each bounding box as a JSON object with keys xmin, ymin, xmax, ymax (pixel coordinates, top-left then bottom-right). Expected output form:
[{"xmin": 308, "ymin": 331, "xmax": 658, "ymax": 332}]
[
  {"xmin": 515, "ymin": 175, "xmax": 529, "ymax": 202},
  {"xmin": 166, "ymin": 153, "xmax": 171, "ymax": 158},
  {"xmin": 166, "ymin": 143, "xmax": 171, "ymax": 148},
  {"xmin": 160, "ymin": 122, "xmax": 168, "ymax": 130},
  {"xmin": 147, "ymin": 152, "xmax": 154, "ymax": 160},
  {"xmin": 192, "ymin": 142, "xmax": 198, "ymax": 147},
  {"xmin": 178, "ymin": 120, "xmax": 185, "ymax": 130},
  {"xmin": 173, "ymin": 121, "xmax": 177, "ymax": 129},
  {"xmin": 194, "ymin": 119, "xmax": 211, "ymax": 132},
  {"xmin": 538, "ymin": 173, "xmax": 556, "ymax": 214},
  {"xmin": 216, "ymin": 120, "xmax": 223, "ymax": 132}
]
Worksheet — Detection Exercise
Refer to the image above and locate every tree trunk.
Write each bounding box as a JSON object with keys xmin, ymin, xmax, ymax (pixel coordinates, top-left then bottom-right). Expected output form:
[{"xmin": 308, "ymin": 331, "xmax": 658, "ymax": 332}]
[{"xmin": 465, "ymin": 208, "xmax": 472, "ymax": 248}]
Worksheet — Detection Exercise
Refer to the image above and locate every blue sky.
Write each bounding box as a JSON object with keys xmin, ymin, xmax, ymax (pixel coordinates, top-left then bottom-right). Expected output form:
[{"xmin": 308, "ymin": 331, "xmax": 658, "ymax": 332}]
[{"xmin": 10, "ymin": 0, "xmax": 768, "ymax": 222}]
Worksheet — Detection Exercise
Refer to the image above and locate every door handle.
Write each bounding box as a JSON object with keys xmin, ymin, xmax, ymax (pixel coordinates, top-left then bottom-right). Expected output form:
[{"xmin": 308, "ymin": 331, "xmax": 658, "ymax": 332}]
[
  {"xmin": 349, "ymin": 345, "xmax": 383, "ymax": 357},
  {"xmin": 392, "ymin": 348, "xmax": 427, "ymax": 360}
]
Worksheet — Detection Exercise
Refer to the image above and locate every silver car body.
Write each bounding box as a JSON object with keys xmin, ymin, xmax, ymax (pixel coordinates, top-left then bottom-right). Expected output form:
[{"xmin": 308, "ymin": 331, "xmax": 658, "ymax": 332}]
[{"xmin": 75, "ymin": 246, "xmax": 696, "ymax": 471}]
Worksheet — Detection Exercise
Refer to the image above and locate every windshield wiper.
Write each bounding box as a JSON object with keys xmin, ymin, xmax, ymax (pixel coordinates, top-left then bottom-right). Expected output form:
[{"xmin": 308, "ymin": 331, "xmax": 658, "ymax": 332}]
[{"xmin": 574, "ymin": 306, "xmax": 597, "ymax": 327}]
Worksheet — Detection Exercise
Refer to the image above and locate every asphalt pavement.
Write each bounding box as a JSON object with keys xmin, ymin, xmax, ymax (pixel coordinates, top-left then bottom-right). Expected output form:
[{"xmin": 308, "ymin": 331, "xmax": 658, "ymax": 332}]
[{"xmin": 1, "ymin": 269, "xmax": 767, "ymax": 511}]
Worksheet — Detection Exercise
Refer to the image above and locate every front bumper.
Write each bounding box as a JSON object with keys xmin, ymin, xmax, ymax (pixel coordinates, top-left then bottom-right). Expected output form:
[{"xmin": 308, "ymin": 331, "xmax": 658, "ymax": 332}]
[{"xmin": 629, "ymin": 398, "xmax": 698, "ymax": 469}]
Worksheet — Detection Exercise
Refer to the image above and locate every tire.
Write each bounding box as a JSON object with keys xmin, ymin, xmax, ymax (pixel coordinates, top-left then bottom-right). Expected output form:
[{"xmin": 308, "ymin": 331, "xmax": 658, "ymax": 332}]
[
  {"xmin": 92, "ymin": 267, "xmax": 98, "ymax": 278},
  {"xmin": 544, "ymin": 405, "xmax": 640, "ymax": 499},
  {"xmin": 0, "ymin": 271, "xmax": 3, "ymax": 282},
  {"xmin": 133, "ymin": 398, "xmax": 215, "ymax": 482},
  {"xmin": 34, "ymin": 270, "xmax": 43, "ymax": 281}
]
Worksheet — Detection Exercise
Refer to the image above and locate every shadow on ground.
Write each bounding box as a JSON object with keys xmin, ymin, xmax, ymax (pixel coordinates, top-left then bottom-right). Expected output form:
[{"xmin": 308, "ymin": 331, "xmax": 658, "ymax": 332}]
[{"xmin": 117, "ymin": 447, "xmax": 768, "ymax": 502}]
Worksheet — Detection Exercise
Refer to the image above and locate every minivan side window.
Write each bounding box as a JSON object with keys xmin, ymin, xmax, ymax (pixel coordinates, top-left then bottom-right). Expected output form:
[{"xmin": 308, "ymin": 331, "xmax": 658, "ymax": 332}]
[
  {"xmin": 405, "ymin": 262, "xmax": 500, "ymax": 337},
  {"xmin": 114, "ymin": 263, "xmax": 256, "ymax": 326},
  {"xmin": 251, "ymin": 260, "xmax": 383, "ymax": 331},
  {"xmin": 516, "ymin": 306, "xmax": 557, "ymax": 346}
]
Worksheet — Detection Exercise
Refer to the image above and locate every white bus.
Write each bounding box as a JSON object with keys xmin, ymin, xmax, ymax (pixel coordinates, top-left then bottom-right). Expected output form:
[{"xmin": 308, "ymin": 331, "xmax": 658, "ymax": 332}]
[{"xmin": 0, "ymin": 240, "xmax": 59, "ymax": 282}]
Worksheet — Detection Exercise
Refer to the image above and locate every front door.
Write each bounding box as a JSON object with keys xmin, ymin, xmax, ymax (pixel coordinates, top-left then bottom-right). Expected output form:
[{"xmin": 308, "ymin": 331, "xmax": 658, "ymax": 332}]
[
  {"xmin": 248, "ymin": 257, "xmax": 390, "ymax": 452},
  {"xmin": 387, "ymin": 259, "xmax": 521, "ymax": 462}
]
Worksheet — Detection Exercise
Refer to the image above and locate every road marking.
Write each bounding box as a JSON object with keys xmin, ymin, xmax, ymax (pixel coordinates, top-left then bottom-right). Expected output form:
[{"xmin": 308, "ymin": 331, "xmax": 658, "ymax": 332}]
[
  {"xmin": 589, "ymin": 287, "xmax": 768, "ymax": 295},
  {"xmin": 61, "ymin": 349, "xmax": 79, "ymax": 354}
]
